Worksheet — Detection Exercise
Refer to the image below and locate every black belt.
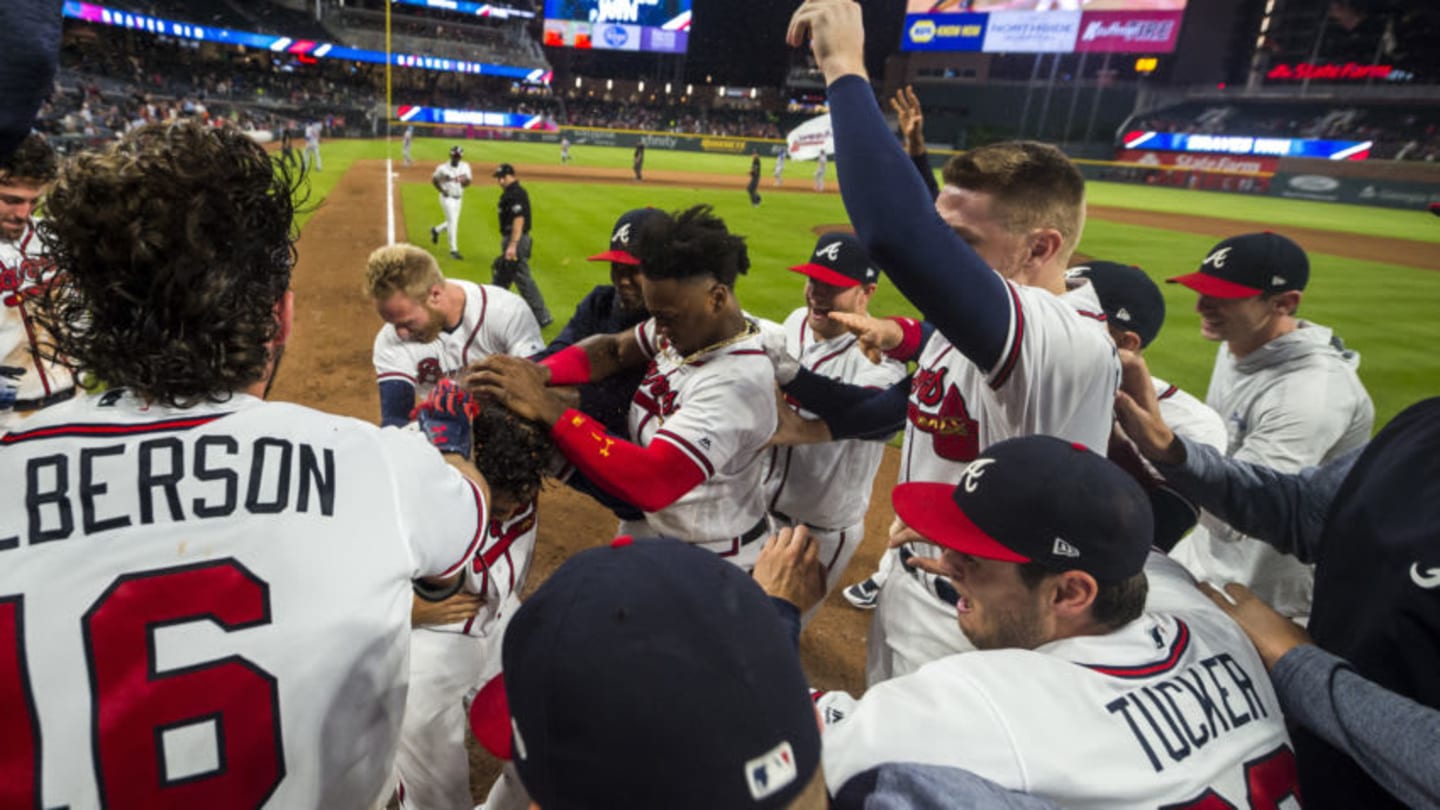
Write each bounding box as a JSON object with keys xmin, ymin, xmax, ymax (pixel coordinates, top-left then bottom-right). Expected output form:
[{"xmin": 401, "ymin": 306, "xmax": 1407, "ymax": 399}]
[
  {"xmin": 7, "ymin": 387, "xmax": 75, "ymax": 412},
  {"xmin": 738, "ymin": 518, "xmax": 769, "ymax": 547},
  {"xmin": 899, "ymin": 546, "xmax": 960, "ymax": 606},
  {"xmin": 771, "ymin": 511, "xmax": 844, "ymax": 534}
]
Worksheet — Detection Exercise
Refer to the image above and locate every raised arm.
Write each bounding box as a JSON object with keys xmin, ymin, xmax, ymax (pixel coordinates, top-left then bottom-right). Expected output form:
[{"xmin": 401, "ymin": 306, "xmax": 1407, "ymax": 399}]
[{"xmin": 788, "ymin": 0, "xmax": 1010, "ymax": 371}]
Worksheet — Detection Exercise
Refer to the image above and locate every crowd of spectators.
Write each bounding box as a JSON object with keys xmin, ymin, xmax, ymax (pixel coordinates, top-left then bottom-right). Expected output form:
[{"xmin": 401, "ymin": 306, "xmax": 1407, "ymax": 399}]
[
  {"xmin": 562, "ymin": 98, "xmax": 782, "ymax": 138},
  {"xmin": 1129, "ymin": 101, "xmax": 1440, "ymax": 161}
]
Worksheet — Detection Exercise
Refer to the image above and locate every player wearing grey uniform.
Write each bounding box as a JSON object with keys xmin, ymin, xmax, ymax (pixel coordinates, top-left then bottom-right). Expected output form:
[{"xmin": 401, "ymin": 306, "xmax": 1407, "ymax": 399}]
[
  {"xmin": 1166, "ymin": 233, "xmax": 1373, "ymax": 620},
  {"xmin": 430, "ymin": 146, "xmax": 471, "ymax": 259},
  {"xmin": 764, "ymin": 233, "xmax": 904, "ymax": 616},
  {"xmin": 402, "ymin": 125, "xmax": 415, "ymax": 167},
  {"xmin": 302, "ymin": 121, "xmax": 322, "ymax": 171}
]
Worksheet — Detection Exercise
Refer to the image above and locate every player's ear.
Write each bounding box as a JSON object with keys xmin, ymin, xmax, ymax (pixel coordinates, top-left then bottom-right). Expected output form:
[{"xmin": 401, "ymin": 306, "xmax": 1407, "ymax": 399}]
[
  {"xmin": 1269, "ymin": 290, "xmax": 1301, "ymax": 317},
  {"xmin": 273, "ymin": 290, "xmax": 295, "ymax": 348},
  {"xmin": 1026, "ymin": 228, "xmax": 1065, "ymax": 269},
  {"xmin": 428, "ymin": 283, "xmax": 446, "ymax": 306},
  {"xmin": 1050, "ymin": 570, "xmax": 1099, "ymax": 621}
]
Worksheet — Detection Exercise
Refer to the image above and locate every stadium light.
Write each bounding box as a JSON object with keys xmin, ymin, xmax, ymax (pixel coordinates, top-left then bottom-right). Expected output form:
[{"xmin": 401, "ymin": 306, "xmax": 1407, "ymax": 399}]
[
  {"xmin": 607, "ymin": 79, "xmax": 614, "ymax": 90},
  {"xmin": 665, "ymin": 82, "xmax": 672, "ymax": 94},
  {"xmin": 575, "ymin": 77, "xmax": 582, "ymax": 87},
  {"xmin": 718, "ymin": 86, "xmax": 725, "ymax": 97},
  {"xmin": 638, "ymin": 81, "xmax": 645, "ymax": 92},
  {"xmin": 749, "ymin": 87, "xmax": 756, "ymax": 99},
  {"xmin": 686, "ymin": 84, "xmax": 693, "ymax": 94}
]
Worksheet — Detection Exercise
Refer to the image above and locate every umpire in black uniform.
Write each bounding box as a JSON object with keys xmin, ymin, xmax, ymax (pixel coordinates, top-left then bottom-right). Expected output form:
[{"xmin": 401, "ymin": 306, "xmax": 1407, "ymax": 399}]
[{"xmin": 493, "ymin": 163, "xmax": 552, "ymax": 327}]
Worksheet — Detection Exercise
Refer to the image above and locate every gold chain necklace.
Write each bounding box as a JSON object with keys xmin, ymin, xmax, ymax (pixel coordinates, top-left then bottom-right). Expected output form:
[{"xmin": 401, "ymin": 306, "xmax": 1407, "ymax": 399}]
[{"xmin": 676, "ymin": 320, "xmax": 758, "ymax": 366}]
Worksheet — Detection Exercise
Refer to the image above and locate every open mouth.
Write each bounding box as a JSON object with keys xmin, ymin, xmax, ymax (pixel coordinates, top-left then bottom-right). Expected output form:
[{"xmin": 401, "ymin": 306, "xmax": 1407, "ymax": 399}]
[{"xmin": 954, "ymin": 590, "xmax": 974, "ymax": 615}]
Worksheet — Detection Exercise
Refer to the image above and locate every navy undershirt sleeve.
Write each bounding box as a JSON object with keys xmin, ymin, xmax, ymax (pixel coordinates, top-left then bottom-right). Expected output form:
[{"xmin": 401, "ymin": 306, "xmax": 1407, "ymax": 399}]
[
  {"xmin": 378, "ymin": 379, "xmax": 416, "ymax": 428},
  {"xmin": 782, "ymin": 370, "xmax": 907, "ymax": 441},
  {"xmin": 829, "ymin": 75, "xmax": 1010, "ymax": 372}
]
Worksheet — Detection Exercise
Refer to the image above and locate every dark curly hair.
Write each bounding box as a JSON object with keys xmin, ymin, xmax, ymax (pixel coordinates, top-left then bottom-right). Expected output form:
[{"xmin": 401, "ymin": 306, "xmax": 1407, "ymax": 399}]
[
  {"xmin": 633, "ymin": 204, "xmax": 750, "ymax": 288},
  {"xmin": 0, "ymin": 133, "xmax": 58, "ymax": 184},
  {"xmin": 34, "ymin": 122, "xmax": 304, "ymax": 407},
  {"xmin": 472, "ymin": 403, "xmax": 553, "ymax": 506}
]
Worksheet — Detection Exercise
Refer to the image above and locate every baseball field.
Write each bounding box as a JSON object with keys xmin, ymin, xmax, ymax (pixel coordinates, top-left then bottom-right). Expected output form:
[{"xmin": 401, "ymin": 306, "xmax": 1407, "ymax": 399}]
[{"xmin": 275, "ymin": 135, "xmax": 1440, "ymax": 798}]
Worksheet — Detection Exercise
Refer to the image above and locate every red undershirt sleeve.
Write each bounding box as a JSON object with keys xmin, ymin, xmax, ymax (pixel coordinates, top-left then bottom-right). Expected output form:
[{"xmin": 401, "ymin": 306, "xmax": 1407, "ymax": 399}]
[
  {"xmin": 550, "ymin": 409, "xmax": 707, "ymax": 513},
  {"xmin": 537, "ymin": 345, "xmax": 593, "ymax": 386}
]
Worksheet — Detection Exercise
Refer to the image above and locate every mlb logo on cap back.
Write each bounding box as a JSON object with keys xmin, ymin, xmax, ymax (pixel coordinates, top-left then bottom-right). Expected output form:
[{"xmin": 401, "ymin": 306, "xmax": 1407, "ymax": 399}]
[
  {"xmin": 588, "ymin": 208, "xmax": 663, "ymax": 265},
  {"xmin": 788, "ymin": 232, "xmax": 879, "ymax": 288},
  {"xmin": 890, "ymin": 436, "xmax": 1153, "ymax": 584},
  {"xmin": 1167, "ymin": 232, "xmax": 1310, "ymax": 299}
]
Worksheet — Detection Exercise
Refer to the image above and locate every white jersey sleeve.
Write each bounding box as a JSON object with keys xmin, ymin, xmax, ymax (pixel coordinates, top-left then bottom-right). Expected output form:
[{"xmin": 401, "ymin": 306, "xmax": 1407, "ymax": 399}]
[
  {"xmin": 374, "ymin": 426, "xmax": 489, "ymax": 579},
  {"xmin": 1153, "ymin": 378, "xmax": 1227, "ymax": 455},
  {"xmin": 373, "ymin": 325, "xmax": 418, "ymax": 388},
  {"xmin": 475, "ymin": 284, "xmax": 544, "ymax": 358}
]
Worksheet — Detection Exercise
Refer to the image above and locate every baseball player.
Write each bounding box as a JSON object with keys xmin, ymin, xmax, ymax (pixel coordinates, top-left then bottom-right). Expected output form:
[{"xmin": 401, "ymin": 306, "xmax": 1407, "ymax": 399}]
[
  {"xmin": 764, "ymin": 233, "xmax": 904, "ymax": 618},
  {"xmin": 633, "ymin": 142, "xmax": 644, "ymax": 181},
  {"xmin": 1065, "ymin": 260, "xmax": 1228, "ymax": 547},
  {"xmin": 493, "ymin": 163, "xmax": 552, "ymax": 327},
  {"xmin": 814, "ymin": 150, "xmax": 827, "ymax": 191},
  {"xmin": 774, "ymin": 149, "xmax": 786, "ymax": 186},
  {"xmin": 403, "ymin": 124, "xmax": 415, "ymax": 167},
  {"xmin": 780, "ymin": 0, "xmax": 1119, "ymax": 685},
  {"xmin": 367, "ymin": 243, "xmax": 544, "ymax": 428},
  {"xmin": 470, "ymin": 205, "xmax": 780, "ymax": 568},
  {"xmin": 560, "ymin": 136, "xmax": 571, "ymax": 164},
  {"xmin": 814, "ymin": 437, "xmax": 1298, "ymax": 809},
  {"xmin": 430, "ymin": 145, "xmax": 472, "ymax": 259},
  {"xmin": 396, "ymin": 402, "xmax": 549, "ymax": 810},
  {"xmin": 302, "ymin": 120, "xmax": 322, "ymax": 171},
  {"xmin": 0, "ymin": 122, "xmax": 492, "ymax": 808},
  {"xmin": 0, "ymin": 133, "xmax": 72, "ymax": 433},
  {"xmin": 1166, "ymin": 233, "xmax": 1373, "ymax": 620}
]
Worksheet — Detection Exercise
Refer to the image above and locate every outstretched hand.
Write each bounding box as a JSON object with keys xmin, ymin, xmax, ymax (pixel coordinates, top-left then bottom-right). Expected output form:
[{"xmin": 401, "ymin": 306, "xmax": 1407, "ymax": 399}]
[
  {"xmin": 890, "ymin": 85, "xmax": 925, "ymax": 155},
  {"xmin": 465, "ymin": 355, "xmax": 566, "ymax": 426},
  {"xmin": 828, "ymin": 311, "xmax": 903, "ymax": 364},
  {"xmin": 753, "ymin": 525, "xmax": 827, "ymax": 613},
  {"xmin": 787, "ymin": 0, "xmax": 868, "ymax": 85},
  {"xmin": 1113, "ymin": 349, "xmax": 1184, "ymax": 466},
  {"xmin": 1200, "ymin": 582, "xmax": 1312, "ymax": 671}
]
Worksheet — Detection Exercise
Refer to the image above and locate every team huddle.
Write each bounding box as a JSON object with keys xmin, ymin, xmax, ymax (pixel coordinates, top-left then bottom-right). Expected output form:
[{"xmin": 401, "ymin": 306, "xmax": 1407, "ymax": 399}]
[{"xmin": 3, "ymin": 2, "xmax": 1433, "ymax": 809}]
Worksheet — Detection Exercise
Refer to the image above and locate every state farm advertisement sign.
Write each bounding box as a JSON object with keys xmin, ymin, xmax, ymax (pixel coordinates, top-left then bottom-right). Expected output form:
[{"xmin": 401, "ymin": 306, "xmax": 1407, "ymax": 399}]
[
  {"xmin": 1116, "ymin": 150, "xmax": 1277, "ymax": 175},
  {"xmin": 1075, "ymin": 11, "xmax": 1184, "ymax": 53}
]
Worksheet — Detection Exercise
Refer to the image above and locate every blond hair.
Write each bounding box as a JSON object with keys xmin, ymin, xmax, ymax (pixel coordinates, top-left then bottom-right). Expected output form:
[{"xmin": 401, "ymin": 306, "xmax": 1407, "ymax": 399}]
[
  {"xmin": 942, "ymin": 141, "xmax": 1086, "ymax": 262},
  {"xmin": 365, "ymin": 243, "xmax": 443, "ymax": 300}
]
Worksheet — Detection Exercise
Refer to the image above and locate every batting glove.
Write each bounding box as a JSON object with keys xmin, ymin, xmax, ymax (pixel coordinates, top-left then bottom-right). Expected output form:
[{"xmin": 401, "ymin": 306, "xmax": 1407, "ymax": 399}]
[{"xmin": 411, "ymin": 379, "xmax": 480, "ymax": 458}]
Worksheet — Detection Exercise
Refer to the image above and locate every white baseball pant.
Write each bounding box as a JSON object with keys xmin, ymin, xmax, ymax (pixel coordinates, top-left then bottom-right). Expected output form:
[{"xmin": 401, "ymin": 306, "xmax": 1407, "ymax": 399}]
[
  {"xmin": 615, "ymin": 516, "xmax": 774, "ymax": 571},
  {"xmin": 770, "ymin": 516, "xmax": 865, "ymax": 627},
  {"xmin": 865, "ymin": 548, "xmax": 976, "ymax": 687},
  {"xmin": 435, "ymin": 195, "xmax": 462, "ymax": 253}
]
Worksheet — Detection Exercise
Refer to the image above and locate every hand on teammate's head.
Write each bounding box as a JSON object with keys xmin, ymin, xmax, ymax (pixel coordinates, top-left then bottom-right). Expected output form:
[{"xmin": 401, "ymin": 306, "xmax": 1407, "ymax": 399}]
[
  {"xmin": 754, "ymin": 525, "xmax": 827, "ymax": 614},
  {"xmin": 465, "ymin": 354, "xmax": 563, "ymax": 426},
  {"xmin": 786, "ymin": 0, "xmax": 868, "ymax": 84}
]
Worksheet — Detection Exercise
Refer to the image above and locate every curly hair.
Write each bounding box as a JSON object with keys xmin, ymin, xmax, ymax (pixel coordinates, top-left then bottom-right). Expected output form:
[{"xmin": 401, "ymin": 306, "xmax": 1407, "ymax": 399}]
[
  {"xmin": 942, "ymin": 141, "xmax": 1086, "ymax": 262},
  {"xmin": 472, "ymin": 403, "xmax": 553, "ymax": 506},
  {"xmin": 0, "ymin": 133, "xmax": 58, "ymax": 185},
  {"xmin": 34, "ymin": 121, "xmax": 303, "ymax": 407},
  {"xmin": 633, "ymin": 204, "xmax": 750, "ymax": 287},
  {"xmin": 364, "ymin": 243, "xmax": 443, "ymax": 301}
]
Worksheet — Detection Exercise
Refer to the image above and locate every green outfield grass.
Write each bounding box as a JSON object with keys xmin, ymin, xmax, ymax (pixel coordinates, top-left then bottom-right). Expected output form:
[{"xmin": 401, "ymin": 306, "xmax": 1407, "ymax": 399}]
[{"xmin": 314, "ymin": 136, "xmax": 1437, "ymax": 430}]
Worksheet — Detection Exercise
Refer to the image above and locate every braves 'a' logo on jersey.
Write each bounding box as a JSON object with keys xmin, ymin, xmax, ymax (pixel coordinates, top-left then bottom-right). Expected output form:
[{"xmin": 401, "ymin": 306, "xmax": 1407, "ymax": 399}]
[
  {"xmin": 635, "ymin": 364, "xmax": 680, "ymax": 419},
  {"xmin": 416, "ymin": 357, "xmax": 442, "ymax": 386},
  {"xmin": 909, "ymin": 368, "xmax": 979, "ymax": 462},
  {"xmin": 1, "ymin": 257, "xmax": 56, "ymax": 307}
]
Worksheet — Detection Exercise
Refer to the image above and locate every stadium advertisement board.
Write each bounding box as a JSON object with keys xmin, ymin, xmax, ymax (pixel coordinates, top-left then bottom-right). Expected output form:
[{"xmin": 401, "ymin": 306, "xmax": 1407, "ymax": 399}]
[
  {"xmin": 1271, "ymin": 174, "xmax": 1440, "ymax": 209},
  {"xmin": 542, "ymin": 0, "xmax": 691, "ymax": 53},
  {"xmin": 1074, "ymin": 10, "xmax": 1183, "ymax": 53},
  {"xmin": 63, "ymin": 1, "xmax": 551, "ymax": 81},
  {"xmin": 1121, "ymin": 131, "xmax": 1372, "ymax": 160},
  {"xmin": 1114, "ymin": 149, "xmax": 1278, "ymax": 175},
  {"xmin": 900, "ymin": 1, "xmax": 1185, "ymax": 53},
  {"xmin": 396, "ymin": 106, "xmax": 557, "ymax": 130},
  {"xmin": 389, "ymin": 0, "xmax": 535, "ymax": 20}
]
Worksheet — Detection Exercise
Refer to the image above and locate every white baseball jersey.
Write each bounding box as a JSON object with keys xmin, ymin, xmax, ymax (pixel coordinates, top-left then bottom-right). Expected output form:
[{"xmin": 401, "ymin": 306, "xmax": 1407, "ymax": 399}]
[
  {"xmin": 373, "ymin": 279, "xmax": 544, "ymax": 399},
  {"xmin": 871, "ymin": 276, "xmax": 1121, "ymax": 684},
  {"xmin": 626, "ymin": 316, "xmax": 778, "ymax": 546},
  {"xmin": 304, "ymin": 122, "xmax": 320, "ymax": 146},
  {"xmin": 396, "ymin": 500, "xmax": 538, "ymax": 810},
  {"xmin": 432, "ymin": 160, "xmax": 471, "ymax": 200},
  {"xmin": 766, "ymin": 307, "xmax": 905, "ymax": 530},
  {"xmin": 823, "ymin": 553, "xmax": 1299, "ymax": 809},
  {"xmin": 0, "ymin": 390, "xmax": 488, "ymax": 809},
  {"xmin": 1153, "ymin": 375, "xmax": 1228, "ymax": 461},
  {"xmin": 0, "ymin": 221, "xmax": 74, "ymax": 428}
]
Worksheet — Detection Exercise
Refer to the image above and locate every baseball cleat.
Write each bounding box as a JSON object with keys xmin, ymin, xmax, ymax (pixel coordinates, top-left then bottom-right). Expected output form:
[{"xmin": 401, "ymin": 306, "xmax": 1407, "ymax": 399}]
[
  {"xmin": 450, "ymin": 250, "xmax": 463, "ymax": 260},
  {"xmin": 843, "ymin": 577, "xmax": 881, "ymax": 609},
  {"xmin": 431, "ymin": 226, "xmax": 440, "ymax": 244}
]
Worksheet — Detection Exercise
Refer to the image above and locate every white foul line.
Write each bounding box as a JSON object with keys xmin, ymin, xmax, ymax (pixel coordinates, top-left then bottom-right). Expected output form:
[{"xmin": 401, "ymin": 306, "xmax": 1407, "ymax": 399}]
[{"xmin": 386, "ymin": 157, "xmax": 396, "ymax": 245}]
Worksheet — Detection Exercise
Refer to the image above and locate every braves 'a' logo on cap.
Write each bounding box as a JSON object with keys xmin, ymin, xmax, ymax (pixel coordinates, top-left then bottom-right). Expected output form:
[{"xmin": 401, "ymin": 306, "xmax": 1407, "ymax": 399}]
[
  {"xmin": 815, "ymin": 242, "xmax": 843, "ymax": 262},
  {"xmin": 613, "ymin": 222, "xmax": 632, "ymax": 246},
  {"xmin": 958, "ymin": 457, "xmax": 995, "ymax": 494},
  {"xmin": 1202, "ymin": 246, "xmax": 1233, "ymax": 269}
]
